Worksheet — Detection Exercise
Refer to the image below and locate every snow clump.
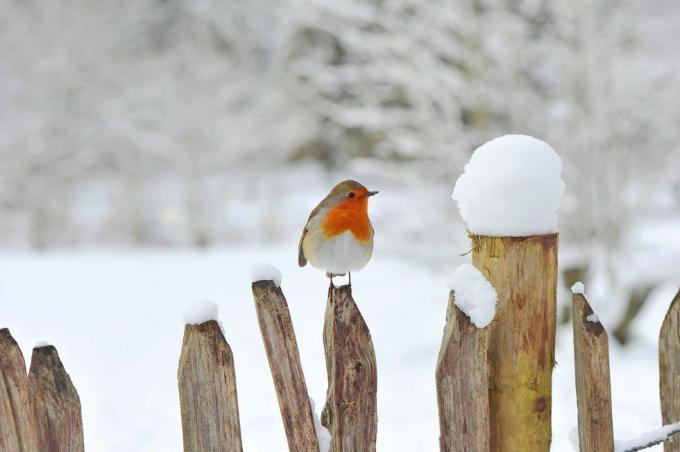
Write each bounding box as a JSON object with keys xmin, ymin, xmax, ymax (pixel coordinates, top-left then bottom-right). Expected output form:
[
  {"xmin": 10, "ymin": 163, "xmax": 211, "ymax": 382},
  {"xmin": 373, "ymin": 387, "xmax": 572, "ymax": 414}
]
[
  {"xmin": 183, "ymin": 299, "xmax": 219, "ymax": 325},
  {"xmin": 452, "ymin": 134, "xmax": 565, "ymax": 236},
  {"xmin": 571, "ymin": 281, "xmax": 585, "ymax": 294},
  {"xmin": 447, "ymin": 264, "xmax": 498, "ymax": 328},
  {"xmin": 250, "ymin": 262, "xmax": 282, "ymax": 287}
]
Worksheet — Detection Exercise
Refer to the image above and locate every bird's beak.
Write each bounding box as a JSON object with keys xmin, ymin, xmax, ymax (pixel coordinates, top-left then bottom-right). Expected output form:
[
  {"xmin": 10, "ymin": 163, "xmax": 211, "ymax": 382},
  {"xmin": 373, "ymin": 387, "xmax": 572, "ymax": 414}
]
[{"xmin": 367, "ymin": 191, "xmax": 379, "ymax": 197}]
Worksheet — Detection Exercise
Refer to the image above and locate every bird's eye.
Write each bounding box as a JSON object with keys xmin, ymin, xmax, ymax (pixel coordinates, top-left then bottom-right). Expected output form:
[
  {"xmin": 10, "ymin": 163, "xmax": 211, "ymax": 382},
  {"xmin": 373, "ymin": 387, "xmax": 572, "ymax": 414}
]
[{"xmin": 347, "ymin": 192, "xmax": 355, "ymax": 199}]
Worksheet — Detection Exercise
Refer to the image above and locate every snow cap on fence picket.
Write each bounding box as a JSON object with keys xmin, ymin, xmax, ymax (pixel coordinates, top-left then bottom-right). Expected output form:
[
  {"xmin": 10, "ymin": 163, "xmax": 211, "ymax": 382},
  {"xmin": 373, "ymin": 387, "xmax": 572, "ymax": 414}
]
[
  {"xmin": 571, "ymin": 282, "xmax": 599, "ymax": 322},
  {"xmin": 452, "ymin": 134, "xmax": 564, "ymax": 236},
  {"xmin": 571, "ymin": 281, "xmax": 585, "ymax": 294},
  {"xmin": 250, "ymin": 262, "xmax": 282, "ymax": 287},
  {"xmin": 447, "ymin": 264, "xmax": 498, "ymax": 328},
  {"xmin": 183, "ymin": 299, "xmax": 219, "ymax": 325}
]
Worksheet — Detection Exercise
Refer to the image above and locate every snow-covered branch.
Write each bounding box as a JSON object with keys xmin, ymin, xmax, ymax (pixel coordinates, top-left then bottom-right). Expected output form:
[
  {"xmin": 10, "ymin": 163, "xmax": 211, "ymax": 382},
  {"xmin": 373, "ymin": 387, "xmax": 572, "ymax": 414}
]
[{"xmin": 615, "ymin": 422, "xmax": 680, "ymax": 452}]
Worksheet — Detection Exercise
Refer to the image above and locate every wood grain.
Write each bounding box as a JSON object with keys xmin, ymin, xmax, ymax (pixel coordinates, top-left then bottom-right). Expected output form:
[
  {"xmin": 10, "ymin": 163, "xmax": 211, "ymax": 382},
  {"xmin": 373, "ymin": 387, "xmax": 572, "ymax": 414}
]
[
  {"xmin": 322, "ymin": 284, "xmax": 377, "ymax": 452},
  {"xmin": 572, "ymin": 292, "xmax": 614, "ymax": 452},
  {"xmin": 471, "ymin": 234, "xmax": 557, "ymax": 452},
  {"xmin": 0, "ymin": 328, "xmax": 38, "ymax": 452},
  {"xmin": 435, "ymin": 292, "xmax": 490, "ymax": 452},
  {"xmin": 251, "ymin": 280, "xmax": 320, "ymax": 452},
  {"xmin": 178, "ymin": 320, "xmax": 243, "ymax": 452},
  {"xmin": 28, "ymin": 345, "xmax": 84, "ymax": 452},
  {"xmin": 660, "ymin": 288, "xmax": 680, "ymax": 452}
]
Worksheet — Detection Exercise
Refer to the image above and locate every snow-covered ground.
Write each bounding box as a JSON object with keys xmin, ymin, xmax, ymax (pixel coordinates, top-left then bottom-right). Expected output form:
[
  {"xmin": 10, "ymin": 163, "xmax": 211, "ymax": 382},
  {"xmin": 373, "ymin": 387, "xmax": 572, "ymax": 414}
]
[{"xmin": 0, "ymin": 244, "xmax": 676, "ymax": 451}]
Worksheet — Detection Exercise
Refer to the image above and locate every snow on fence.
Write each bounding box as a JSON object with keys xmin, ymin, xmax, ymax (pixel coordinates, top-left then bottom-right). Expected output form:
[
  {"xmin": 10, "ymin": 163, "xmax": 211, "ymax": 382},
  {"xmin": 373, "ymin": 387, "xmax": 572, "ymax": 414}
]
[
  {"xmin": 2, "ymin": 282, "xmax": 680, "ymax": 452},
  {"xmin": 2, "ymin": 138, "xmax": 680, "ymax": 452}
]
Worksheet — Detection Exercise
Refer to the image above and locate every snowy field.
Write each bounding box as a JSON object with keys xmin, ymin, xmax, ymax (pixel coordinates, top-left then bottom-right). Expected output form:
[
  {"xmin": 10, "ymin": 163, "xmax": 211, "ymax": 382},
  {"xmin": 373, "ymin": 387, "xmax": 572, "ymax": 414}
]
[{"xmin": 1, "ymin": 244, "xmax": 676, "ymax": 451}]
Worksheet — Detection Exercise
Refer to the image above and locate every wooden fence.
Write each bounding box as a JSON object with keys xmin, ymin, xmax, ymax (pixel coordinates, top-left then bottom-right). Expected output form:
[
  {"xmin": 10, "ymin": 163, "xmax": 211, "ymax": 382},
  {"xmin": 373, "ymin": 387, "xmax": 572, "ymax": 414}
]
[
  {"xmin": 1, "ymin": 274, "xmax": 679, "ymax": 451},
  {"xmin": 0, "ymin": 331, "xmax": 83, "ymax": 452}
]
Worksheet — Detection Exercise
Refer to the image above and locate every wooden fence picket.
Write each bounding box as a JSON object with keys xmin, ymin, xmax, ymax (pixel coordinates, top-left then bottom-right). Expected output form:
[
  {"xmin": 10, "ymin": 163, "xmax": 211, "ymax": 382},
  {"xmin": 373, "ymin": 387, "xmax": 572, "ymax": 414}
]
[
  {"xmin": 572, "ymin": 292, "xmax": 614, "ymax": 452},
  {"xmin": 28, "ymin": 345, "xmax": 84, "ymax": 452},
  {"xmin": 252, "ymin": 280, "xmax": 320, "ymax": 452},
  {"xmin": 322, "ymin": 284, "xmax": 377, "ymax": 452},
  {"xmin": 0, "ymin": 328, "xmax": 38, "ymax": 452},
  {"xmin": 178, "ymin": 320, "xmax": 243, "ymax": 452},
  {"xmin": 471, "ymin": 234, "xmax": 558, "ymax": 451},
  {"xmin": 660, "ymin": 289, "xmax": 680, "ymax": 452},
  {"xmin": 436, "ymin": 292, "xmax": 490, "ymax": 452}
]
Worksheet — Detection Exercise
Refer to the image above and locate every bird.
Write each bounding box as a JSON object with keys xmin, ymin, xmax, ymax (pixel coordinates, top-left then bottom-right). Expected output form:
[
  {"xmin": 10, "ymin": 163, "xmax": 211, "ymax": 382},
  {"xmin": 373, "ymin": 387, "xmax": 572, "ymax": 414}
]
[{"xmin": 298, "ymin": 180, "xmax": 378, "ymax": 286}]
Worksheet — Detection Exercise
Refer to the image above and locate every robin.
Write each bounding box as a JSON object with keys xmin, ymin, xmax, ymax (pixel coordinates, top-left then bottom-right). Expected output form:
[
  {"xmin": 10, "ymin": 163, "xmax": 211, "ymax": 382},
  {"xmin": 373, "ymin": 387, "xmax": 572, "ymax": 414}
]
[{"xmin": 298, "ymin": 180, "xmax": 378, "ymax": 285}]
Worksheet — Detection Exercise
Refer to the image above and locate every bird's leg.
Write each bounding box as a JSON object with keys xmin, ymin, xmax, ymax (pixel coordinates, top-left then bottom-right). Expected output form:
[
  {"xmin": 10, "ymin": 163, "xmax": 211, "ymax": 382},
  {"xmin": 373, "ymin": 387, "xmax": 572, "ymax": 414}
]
[
  {"xmin": 349, "ymin": 272, "xmax": 352, "ymax": 286},
  {"xmin": 326, "ymin": 271, "xmax": 334, "ymax": 289}
]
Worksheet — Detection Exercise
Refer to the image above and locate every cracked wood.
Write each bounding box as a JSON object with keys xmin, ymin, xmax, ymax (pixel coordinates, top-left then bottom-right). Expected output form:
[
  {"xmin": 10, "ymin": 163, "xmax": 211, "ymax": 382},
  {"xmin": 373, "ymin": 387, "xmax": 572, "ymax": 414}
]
[
  {"xmin": 572, "ymin": 292, "xmax": 614, "ymax": 452},
  {"xmin": 322, "ymin": 284, "xmax": 377, "ymax": 452},
  {"xmin": 178, "ymin": 321, "xmax": 243, "ymax": 452},
  {"xmin": 252, "ymin": 280, "xmax": 320, "ymax": 452},
  {"xmin": 436, "ymin": 292, "xmax": 490, "ymax": 452},
  {"xmin": 471, "ymin": 234, "xmax": 557, "ymax": 451}
]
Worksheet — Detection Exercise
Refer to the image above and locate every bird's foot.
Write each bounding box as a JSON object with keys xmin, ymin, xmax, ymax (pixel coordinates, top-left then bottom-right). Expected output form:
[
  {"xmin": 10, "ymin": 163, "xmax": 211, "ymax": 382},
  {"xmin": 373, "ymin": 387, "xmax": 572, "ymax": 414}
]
[{"xmin": 326, "ymin": 272, "xmax": 351, "ymax": 288}]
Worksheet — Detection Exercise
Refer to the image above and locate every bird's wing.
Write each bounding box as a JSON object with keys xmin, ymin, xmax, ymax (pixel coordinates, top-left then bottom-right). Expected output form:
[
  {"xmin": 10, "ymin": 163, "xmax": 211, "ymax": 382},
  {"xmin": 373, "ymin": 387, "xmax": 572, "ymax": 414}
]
[
  {"xmin": 297, "ymin": 231, "xmax": 307, "ymax": 267},
  {"xmin": 298, "ymin": 199, "xmax": 327, "ymax": 267}
]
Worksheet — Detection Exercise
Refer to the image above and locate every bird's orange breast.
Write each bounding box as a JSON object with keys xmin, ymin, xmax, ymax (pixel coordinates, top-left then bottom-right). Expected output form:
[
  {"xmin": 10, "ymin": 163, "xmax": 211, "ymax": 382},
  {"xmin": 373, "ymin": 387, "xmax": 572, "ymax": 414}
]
[{"xmin": 321, "ymin": 200, "xmax": 372, "ymax": 242}]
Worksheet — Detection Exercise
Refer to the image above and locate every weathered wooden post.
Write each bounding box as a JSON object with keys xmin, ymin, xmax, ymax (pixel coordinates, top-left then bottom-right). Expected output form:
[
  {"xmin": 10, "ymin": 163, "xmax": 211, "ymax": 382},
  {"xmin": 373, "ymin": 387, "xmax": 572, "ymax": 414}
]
[
  {"xmin": 452, "ymin": 135, "xmax": 564, "ymax": 451},
  {"xmin": 178, "ymin": 319, "xmax": 243, "ymax": 452},
  {"xmin": 322, "ymin": 284, "xmax": 377, "ymax": 452},
  {"xmin": 571, "ymin": 286, "xmax": 614, "ymax": 451},
  {"xmin": 251, "ymin": 278, "xmax": 320, "ymax": 452},
  {"xmin": 436, "ymin": 287, "xmax": 491, "ymax": 452},
  {"xmin": 660, "ymin": 288, "xmax": 680, "ymax": 452},
  {"xmin": 0, "ymin": 329, "xmax": 38, "ymax": 452},
  {"xmin": 471, "ymin": 234, "xmax": 557, "ymax": 450},
  {"xmin": 28, "ymin": 344, "xmax": 84, "ymax": 452}
]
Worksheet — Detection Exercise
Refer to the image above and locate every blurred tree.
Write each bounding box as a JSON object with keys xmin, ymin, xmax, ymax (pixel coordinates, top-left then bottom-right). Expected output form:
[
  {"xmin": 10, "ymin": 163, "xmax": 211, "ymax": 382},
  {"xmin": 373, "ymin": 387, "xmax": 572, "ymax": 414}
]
[
  {"xmin": 0, "ymin": 0, "xmax": 312, "ymax": 247},
  {"xmin": 280, "ymin": 0, "xmax": 476, "ymax": 167},
  {"xmin": 545, "ymin": 0, "xmax": 680, "ymax": 333}
]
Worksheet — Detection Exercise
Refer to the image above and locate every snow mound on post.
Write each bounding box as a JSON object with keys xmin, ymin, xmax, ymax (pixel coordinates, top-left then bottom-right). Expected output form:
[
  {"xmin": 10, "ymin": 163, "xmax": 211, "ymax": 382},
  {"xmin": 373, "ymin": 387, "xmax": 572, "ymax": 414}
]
[
  {"xmin": 447, "ymin": 264, "xmax": 498, "ymax": 328},
  {"xmin": 183, "ymin": 299, "xmax": 219, "ymax": 325},
  {"xmin": 250, "ymin": 262, "xmax": 282, "ymax": 287},
  {"xmin": 452, "ymin": 134, "xmax": 565, "ymax": 236},
  {"xmin": 571, "ymin": 281, "xmax": 585, "ymax": 294}
]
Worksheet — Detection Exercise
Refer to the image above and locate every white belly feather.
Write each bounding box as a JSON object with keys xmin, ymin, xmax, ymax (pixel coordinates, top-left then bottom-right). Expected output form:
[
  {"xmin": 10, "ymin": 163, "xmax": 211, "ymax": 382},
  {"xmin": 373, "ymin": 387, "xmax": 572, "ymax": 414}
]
[{"xmin": 305, "ymin": 230, "xmax": 373, "ymax": 274}]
